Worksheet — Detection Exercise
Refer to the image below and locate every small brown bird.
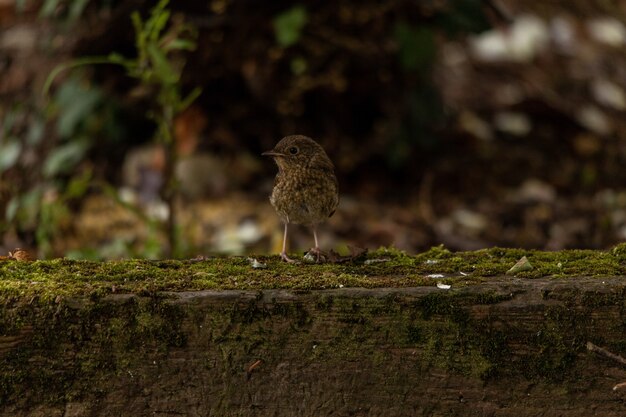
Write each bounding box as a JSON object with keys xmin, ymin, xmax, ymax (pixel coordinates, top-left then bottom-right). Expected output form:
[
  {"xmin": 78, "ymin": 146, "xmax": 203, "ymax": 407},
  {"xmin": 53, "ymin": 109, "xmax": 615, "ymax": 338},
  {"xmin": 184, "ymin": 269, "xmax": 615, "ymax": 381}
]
[{"xmin": 262, "ymin": 135, "xmax": 339, "ymax": 262}]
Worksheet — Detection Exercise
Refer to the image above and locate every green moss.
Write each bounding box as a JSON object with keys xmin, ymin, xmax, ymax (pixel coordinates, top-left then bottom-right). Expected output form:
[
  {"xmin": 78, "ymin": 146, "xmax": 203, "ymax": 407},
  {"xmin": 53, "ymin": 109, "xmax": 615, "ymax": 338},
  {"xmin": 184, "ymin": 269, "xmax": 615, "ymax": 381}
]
[{"xmin": 1, "ymin": 245, "xmax": 625, "ymax": 301}]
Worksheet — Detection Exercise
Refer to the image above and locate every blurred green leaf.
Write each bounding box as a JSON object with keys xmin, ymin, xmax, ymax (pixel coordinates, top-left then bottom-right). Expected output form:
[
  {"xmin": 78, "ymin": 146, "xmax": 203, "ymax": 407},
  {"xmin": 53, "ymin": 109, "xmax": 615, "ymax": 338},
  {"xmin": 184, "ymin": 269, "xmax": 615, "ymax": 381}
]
[
  {"xmin": 7, "ymin": 187, "xmax": 42, "ymax": 226},
  {"xmin": 39, "ymin": 0, "xmax": 91, "ymax": 20},
  {"xmin": 273, "ymin": 5, "xmax": 308, "ymax": 47},
  {"xmin": 0, "ymin": 140, "xmax": 22, "ymax": 171},
  {"xmin": 39, "ymin": 0, "xmax": 60, "ymax": 18},
  {"xmin": 43, "ymin": 140, "xmax": 89, "ymax": 178},
  {"xmin": 43, "ymin": 56, "xmax": 120, "ymax": 96},
  {"xmin": 164, "ymin": 38, "xmax": 196, "ymax": 52},
  {"xmin": 142, "ymin": 226, "xmax": 163, "ymax": 259},
  {"xmin": 178, "ymin": 87, "xmax": 202, "ymax": 112},
  {"xmin": 68, "ymin": 0, "xmax": 89, "ymax": 21},
  {"xmin": 147, "ymin": 43, "xmax": 179, "ymax": 84},
  {"xmin": 27, "ymin": 118, "xmax": 45, "ymax": 145},
  {"xmin": 148, "ymin": 11, "xmax": 170, "ymax": 42},
  {"xmin": 55, "ymin": 78, "xmax": 102, "ymax": 138},
  {"xmin": 16, "ymin": 0, "xmax": 27, "ymax": 12},
  {"xmin": 146, "ymin": 0, "xmax": 170, "ymax": 41},
  {"xmin": 5, "ymin": 196, "xmax": 20, "ymax": 222},
  {"xmin": 2, "ymin": 106, "xmax": 21, "ymax": 133},
  {"xmin": 107, "ymin": 52, "xmax": 132, "ymax": 67},
  {"xmin": 100, "ymin": 238, "xmax": 132, "ymax": 260},
  {"xmin": 132, "ymin": 12, "xmax": 146, "ymax": 56},
  {"xmin": 38, "ymin": 197, "xmax": 70, "ymax": 258},
  {"xmin": 65, "ymin": 167, "xmax": 93, "ymax": 199},
  {"xmin": 290, "ymin": 57, "xmax": 308, "ymax": 75},
  {"xmin": 393, "ymin": 23, "xmax": 436, "ymax": 71}
]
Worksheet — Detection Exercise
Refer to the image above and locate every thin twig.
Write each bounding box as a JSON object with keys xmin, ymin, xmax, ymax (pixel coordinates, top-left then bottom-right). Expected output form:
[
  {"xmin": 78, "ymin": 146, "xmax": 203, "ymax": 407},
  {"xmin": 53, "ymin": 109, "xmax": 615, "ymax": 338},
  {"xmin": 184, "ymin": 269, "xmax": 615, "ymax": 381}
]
[
  {"xmin": 247, "ymin": 359, "xmax": 262, "ymax": 374},
  {"xmin": 587, "ymin": 342, "xmax": 626, "ymax": 366},
  {"xmin": 613, "ymin": 381, "xmax": 626, "ymax": 392}
]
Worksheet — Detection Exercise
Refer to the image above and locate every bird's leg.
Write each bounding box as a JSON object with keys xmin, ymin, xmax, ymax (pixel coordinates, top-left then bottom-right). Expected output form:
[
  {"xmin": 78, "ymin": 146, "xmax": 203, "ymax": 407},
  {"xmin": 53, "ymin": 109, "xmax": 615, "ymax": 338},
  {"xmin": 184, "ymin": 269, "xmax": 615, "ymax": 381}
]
[
  {"xmin": 308, "ymin": 226, "xmax": 324, "ymax": 262},
  {"xmin": 313, "ymin": 226, "xmax": 320, "ymax": 250},
  {"xmin": 280, "ymin": 222, "xmax": 297, "ymax": 263}
]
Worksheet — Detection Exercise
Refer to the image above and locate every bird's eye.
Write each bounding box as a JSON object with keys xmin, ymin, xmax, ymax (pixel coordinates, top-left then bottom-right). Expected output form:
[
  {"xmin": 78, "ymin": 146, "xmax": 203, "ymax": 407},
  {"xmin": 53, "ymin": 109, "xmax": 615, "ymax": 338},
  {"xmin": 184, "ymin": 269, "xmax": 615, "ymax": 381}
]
[{"xmin": 288, "ymin": 146, "xmax": 299, "ymax": 155}]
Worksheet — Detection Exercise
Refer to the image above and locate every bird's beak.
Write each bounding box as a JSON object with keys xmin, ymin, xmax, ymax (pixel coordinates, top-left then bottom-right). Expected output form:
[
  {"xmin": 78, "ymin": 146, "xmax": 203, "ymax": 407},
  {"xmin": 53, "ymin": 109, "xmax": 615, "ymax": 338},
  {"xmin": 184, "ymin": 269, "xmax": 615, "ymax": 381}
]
[{"xmin": 262, "ymin": 150, "xmax": 284, "ymax": 157}]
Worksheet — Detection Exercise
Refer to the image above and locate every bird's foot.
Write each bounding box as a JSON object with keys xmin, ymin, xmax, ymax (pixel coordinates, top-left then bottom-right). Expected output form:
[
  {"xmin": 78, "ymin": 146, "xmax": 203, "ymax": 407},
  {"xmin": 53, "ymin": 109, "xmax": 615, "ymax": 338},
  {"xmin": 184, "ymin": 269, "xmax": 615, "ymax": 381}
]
[
  {"xmin": 305, "ymin": 247, "xmax": 327, "ymax": 263},
  {"xmin": 280, "ymin": 252, "xmax": 299, "ymax": 263}
]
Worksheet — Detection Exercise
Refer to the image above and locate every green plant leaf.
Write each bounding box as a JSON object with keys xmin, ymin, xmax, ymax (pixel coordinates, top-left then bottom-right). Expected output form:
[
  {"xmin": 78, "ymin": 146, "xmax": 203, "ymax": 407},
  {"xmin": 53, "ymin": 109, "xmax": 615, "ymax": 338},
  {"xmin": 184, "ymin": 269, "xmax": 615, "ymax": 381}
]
[
  {"xmin": 147, "ymin": 9, "xmax": 170, "ymax": 42},
  {"xmin": 0, "ymin": 140, "xmax": 22, "ymax": 171},
  {"xmin": 178, "ymin": 87, "xmax": 202, "ymax": 112},
  {"xmin": 273, "ymin": 5, "xmax": 308, "ymax": 47},
  {"xmin": 107, "ymin": 52, "xmax": 132, "ymax": 66},
  {"xmin": 147, "ymin": 43, "xmax": 179, "ymax": 84},
  {"xmin": 146, "ymin": 0, "xmax": 170, "ymax": 39},
  {"xmin": 27, "ymin": 118, "xmax": 45, "ymax": 145},
  {"xmin": 16, "ymin": 0, "xmax": 27, "ymax": 12},
  {"xmin": 68, "ymin": 0, "xmax": 89, "ymax": 21},
  {"xmin": 2, "ymin": 107, "xmax": 19, "ymax": 133},
  {"xmin": 7, "ymin": 187, "xmax": 42, "ymax": 226},
  {"xmin": 39, "ymin": 0, "xmax": 60, "ymax": 18},
  {"xmin": 163, "ymin": 38, "xmax": 196, "ymax": 52},
  {"xmin": 43, "ymin": 140, "xmax": 90, "ymax": 178},
  {"xmin": 65, "ymin": 167, "xmax": 93, "ymax": 199},
  {"xmin": 132, "ymin": 11, "xmax": 146, "ymax": 57},
  {"xmin": 43, "ymin": 56, "xmax": 122, "ymax": 96},
  {"xmin": 5, "ymin": 196, "xmax": 20, "ymax": 222},
  {"xmin": 55, "ymin": 78, "xmax": 102, "ymax": 138}
]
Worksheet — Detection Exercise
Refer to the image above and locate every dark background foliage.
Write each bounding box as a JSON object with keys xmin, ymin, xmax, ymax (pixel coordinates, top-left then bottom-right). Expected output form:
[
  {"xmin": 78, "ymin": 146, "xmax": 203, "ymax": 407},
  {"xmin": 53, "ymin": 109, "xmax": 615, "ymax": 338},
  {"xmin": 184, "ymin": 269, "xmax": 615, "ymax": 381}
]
[{"xmin": 2, "ymin": 0, "xmax": 626, "ymax": 258}]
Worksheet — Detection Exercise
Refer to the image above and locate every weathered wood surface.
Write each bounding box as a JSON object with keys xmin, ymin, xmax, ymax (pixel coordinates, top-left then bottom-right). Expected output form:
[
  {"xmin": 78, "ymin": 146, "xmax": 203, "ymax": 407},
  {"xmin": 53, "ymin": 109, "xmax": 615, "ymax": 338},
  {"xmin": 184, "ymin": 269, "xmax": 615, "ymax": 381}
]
[{"xmin": 2, "ymin": 277, "xmax": 626, "ymax": 416}]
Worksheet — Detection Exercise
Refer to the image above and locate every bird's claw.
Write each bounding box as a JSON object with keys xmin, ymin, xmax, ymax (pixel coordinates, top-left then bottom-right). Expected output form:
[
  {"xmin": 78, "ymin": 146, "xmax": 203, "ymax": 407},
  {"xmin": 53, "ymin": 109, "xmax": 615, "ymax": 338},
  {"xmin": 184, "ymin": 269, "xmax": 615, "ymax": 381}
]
[{"xmin": 280, "ymin": 252, "xmax": 300, "ymax": 263}]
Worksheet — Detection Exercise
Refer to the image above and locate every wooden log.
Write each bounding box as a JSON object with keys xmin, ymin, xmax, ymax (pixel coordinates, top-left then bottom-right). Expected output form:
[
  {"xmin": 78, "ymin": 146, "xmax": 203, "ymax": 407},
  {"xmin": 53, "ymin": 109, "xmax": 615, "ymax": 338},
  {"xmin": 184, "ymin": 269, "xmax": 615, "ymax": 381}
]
[{"xmin": 2, "ymin": 276, "xmax": 626, "ymax": 416}]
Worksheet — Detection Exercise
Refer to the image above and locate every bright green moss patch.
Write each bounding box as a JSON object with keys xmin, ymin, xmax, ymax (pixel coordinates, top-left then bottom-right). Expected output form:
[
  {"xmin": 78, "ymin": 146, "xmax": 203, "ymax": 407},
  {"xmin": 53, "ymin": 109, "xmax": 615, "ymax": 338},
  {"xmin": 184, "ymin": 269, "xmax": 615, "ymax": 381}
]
[{"xmin": 0, "ymin": 244, "xmax": 626, "ymax": 302}]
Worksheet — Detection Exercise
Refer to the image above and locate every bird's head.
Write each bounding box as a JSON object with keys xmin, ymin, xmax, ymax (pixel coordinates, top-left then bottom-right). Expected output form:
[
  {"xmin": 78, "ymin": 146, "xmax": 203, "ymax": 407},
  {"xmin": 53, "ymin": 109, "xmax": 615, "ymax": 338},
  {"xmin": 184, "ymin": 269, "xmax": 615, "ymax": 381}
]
[{"xmin": 262, "ymin": 135, "xmax": 333, "ymax": 172}]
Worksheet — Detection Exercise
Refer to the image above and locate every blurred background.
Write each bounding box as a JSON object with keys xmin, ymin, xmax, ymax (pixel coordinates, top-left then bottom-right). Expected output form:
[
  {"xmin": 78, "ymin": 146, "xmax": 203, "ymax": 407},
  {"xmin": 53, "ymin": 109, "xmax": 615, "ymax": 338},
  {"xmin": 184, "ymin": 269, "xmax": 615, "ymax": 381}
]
[{"xmin": 2, "ymin": 0, "xmax": 626, "ymax": 259}]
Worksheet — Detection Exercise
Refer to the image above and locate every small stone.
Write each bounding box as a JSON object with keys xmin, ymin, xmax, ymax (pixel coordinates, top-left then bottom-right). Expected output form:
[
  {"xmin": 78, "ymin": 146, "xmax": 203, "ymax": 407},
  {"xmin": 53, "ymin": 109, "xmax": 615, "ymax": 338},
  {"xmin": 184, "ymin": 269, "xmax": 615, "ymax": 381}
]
[
  {"xmin": 587, "ymin": 17, "xmax": 626, "ymax": 46},
  {"xmin": 247, "ymin": 258, "xmax": 267, "ymax": 269},
  {"xmin": 592, "ymin": 79, "xmax": 626, "ymax": 110},
  {"xmin": 577, "ymin": 105, "xmax": 612, "ymax": 135},
  {"xmin": 494, "ymin": 111, "xmax": 532, "ymax": 136}
]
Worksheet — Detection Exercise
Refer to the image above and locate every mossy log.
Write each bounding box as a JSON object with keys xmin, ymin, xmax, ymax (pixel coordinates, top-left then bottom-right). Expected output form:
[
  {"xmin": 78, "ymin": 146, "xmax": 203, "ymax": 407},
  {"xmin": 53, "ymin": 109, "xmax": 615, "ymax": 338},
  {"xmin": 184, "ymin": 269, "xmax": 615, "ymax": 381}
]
[{"xmin": 2, "ymin": 246, "xmax": 626, "ymax": 416}]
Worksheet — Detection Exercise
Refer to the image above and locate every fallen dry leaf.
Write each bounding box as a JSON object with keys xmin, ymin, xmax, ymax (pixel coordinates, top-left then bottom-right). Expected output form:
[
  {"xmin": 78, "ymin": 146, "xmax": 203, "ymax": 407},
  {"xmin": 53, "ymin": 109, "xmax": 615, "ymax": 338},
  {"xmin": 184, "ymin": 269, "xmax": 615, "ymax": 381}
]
[{"xmin": 9, "ymin": 248, "xmax": 32, "ymax": 261}]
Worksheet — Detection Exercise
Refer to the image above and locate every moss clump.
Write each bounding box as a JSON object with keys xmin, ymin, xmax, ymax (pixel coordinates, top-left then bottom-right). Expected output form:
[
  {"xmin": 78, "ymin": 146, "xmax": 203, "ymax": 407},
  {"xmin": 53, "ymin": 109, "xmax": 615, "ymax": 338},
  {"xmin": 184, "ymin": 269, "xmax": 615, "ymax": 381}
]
[{"xmin": 1, "ymin": 245, "xmax": 625, "ymax": 303}]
